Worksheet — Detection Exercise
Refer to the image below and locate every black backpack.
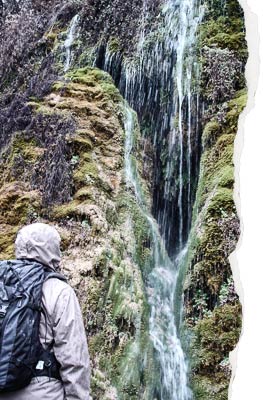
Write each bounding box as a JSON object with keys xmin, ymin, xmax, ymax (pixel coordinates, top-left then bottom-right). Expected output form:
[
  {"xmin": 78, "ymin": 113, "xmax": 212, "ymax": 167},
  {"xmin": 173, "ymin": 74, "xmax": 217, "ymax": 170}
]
[{"xmin": 0, "ymin": 259, "xmax": 65, "ymax": 393}]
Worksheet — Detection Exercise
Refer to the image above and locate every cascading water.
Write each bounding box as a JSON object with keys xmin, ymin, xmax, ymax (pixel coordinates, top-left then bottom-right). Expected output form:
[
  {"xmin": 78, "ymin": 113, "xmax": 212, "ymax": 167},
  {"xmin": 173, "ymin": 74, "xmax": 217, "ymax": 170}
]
[
  {"xmin": 98, "ymin": 0, "xmax": 204, "ymax": 255},
  {"xmin": 63, "ymin": 14, "xmax": 80, "ymax": 72},
  {"xmin": 97, "ymin": 0, "xmax": 204, "ymax": 398},
  {"xmin": 124, "ymin": 105, "xmax": 192, "ymax": 400}
]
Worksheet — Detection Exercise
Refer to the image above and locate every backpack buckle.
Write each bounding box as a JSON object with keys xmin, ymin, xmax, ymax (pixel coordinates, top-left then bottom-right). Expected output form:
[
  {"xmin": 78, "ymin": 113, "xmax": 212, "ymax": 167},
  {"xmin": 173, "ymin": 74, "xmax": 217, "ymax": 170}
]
[{"xmin": 0, "ymin": 304, "xmax": 8, "ymax": 318}]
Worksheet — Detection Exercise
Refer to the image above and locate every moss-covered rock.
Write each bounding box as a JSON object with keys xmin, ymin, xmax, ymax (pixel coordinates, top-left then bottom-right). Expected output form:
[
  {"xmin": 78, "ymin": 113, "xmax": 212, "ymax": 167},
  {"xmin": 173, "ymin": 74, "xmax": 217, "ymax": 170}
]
[
  {"xmin": 0, "ymin": 181, "xmax": 41, "ymax": 258},
  {"xmin": 199, "ymin": 16, "xmax": 246, "ymax": 54},
  {"xmin": 183, "ymin": 5, "xmax": 247, "ymax": 395},
  {"xmin": 190, "ymin": 303, "xmax": 241, "ymax": 399},
  {"xmin": 0, "ymin": 1, "xmax": 247, "ymax": 399},
  {"xmin": 0, "ymin": 133, "xmax": 44, "ymax": 185},
  {"xmin": 183, "ymin": 96, "xmax": 246, "ymax": 396},
  {"xmin": 0, "ymin": 65, "xmax": 155, "ymax": 399},
  {"xmin": 199, "ymin": 1, "xmax": 247, "ymax": 113},
  {"xmin": 48, "ymin": 68, "xmax": 156, "ymax": 398}
]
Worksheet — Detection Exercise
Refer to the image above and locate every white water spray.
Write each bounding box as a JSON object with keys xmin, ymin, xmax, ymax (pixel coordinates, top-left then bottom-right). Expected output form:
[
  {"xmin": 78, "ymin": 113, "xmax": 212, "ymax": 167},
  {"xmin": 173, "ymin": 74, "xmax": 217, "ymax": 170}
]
[
  {"xmin": 63, "ymin": 14, "xmax": 79, "ymax": 72},
  {"xmin": 102, "ymin": 1, "xmax": 205, "ymax": 398},
  {"xmin": 161, "ymin": 0, "xmax": 204, "ymax": 249},
  {"xmin": 121, "ymin": 1, "xmax": 205, "ymax": 398},
  {"xmin": 124, "ymin": 105, "xmax": 192, "ymax": 400},
  {"xmin": 101, "ymin": 0, "xmax": 204, "ymax": 251}
]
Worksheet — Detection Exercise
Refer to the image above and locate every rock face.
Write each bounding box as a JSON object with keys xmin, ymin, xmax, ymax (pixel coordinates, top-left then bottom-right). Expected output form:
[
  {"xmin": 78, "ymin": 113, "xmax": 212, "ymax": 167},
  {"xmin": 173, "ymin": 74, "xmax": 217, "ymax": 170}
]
[
  {"xmin": 0, "ymin": 1, "xmax": 247, "ymax": 399},
  {"xmin": 182, "ymin": 1, "xmax": 247, "ymax": 398},
  {"xmin": 0, "ymin": 64, "xmax": 156, "ymax": 399},
  {"xmin": 183, "ymin": 90, "xmax": 246, "ymax": 399}
]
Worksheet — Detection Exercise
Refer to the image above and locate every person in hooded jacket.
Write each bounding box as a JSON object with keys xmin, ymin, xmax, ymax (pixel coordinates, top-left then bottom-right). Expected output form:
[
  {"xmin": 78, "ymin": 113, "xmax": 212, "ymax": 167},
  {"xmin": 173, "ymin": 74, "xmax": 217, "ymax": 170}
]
[{"xmin": 0, "ymin": 222, "xmax": 90, "ymax": 400}]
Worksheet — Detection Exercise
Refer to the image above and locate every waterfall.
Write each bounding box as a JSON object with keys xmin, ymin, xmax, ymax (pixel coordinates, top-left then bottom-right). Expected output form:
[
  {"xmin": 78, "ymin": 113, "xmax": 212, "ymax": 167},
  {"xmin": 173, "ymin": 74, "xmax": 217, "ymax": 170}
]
[
  {"xmin": 99, "ymin": 0, "xmax": 204, "ymax": 398},
  {"xmin": 63, "ymin": 14, "xmax": 80, "ymax": 72},
  {"xmin": 99, "ymin": 0, "xmax": 204, "ymax": 254},
  {"xmin": 124, "ymin": 105, "xmax": 192, "ymax": 400},
  {"xmin": 173, "ymin": 0, "xmax": 204, "ymax": 248}
]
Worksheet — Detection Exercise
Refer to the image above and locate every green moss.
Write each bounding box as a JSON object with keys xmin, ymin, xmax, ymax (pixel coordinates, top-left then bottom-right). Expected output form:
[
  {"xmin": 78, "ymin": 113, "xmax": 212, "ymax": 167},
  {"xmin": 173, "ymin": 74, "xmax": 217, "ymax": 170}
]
[
  {"xmin": 0, "ymin": 133, "xmax": 44, "ymax": 185},
  {"xmin": 225, "ymin": 89, "xmax": 247, "ymax": 133},
  {"xmin": 0, "ymin": 182, "xmax": 41, "ymax": 258},
  {"xmin": 0, "ymin": 225, "xmax": 17, "ymax": 259},
  {"xmin": 208, "ymin": 31, "xmax": 245, "ymax": 51},
  {"xmin": 206, "ymin": 187, "xmax": 234, "ymax": 219},
  {"xmin": 35, "ymin": 104, "xmax": 66, "ymax": 115},
  {"xmin": 202, "ymin": 120, "xmax": 221, "ymax": 148},
  {"xmin": 51, "ymin": 200, "xmax": 81, "ymax": 220},
  {"xmin": 43, "ymin": 29, "xmax": 61, "ymax": 52},
  {"xmin": 108, "ymin": 260, "xmax": 144, "ymax": 324},
  {"xmin": 199, "ymin": 17, "xmax": 246, "ymax": 53},
  {"xmin": 45, "ymin": 31, "xmax": 58, "ymax": 42},
  {"xmin": 66, "ymin": 66, "xmax": 111, "ymax": 86},
  {"xmin": 12, "ymin": 135, "xmax": 42, "ymax": 161},
  {"xmin": 65, "ymin": 67, "xmax": 123, "ymax": 103},
  {"xmin": 189, "ymin": 303, "xmax": 241, "ymax": 399},
  {"xmin": 217, "ymin": 165, "xmax": 234, "ymax": 188},
  {"xmin": 195, "ymin": 132, "xmax": 235, "ymax": 213},
  {"xmin": 192, "ymin": 376, "xmax": 228, "ymax": 400},
  {"xmin": 73, "ymin": 153, "xmax": 98, "ymax": 187},
  {"xmin": 85, "ymin": 225, "xmax": 153, "ymax": 399},
  {"xmin": 184, "ymin": 83, "xmax": 245, "ymax": 396},
  {"xmin": 190, "ymin": 303, "xmax": 241, "ymax": 372},
  {"xmin": 205, "ymin": 0, "xmax": 245, "ymax": 22},
  {"xmin": 78, "ymin": 47, "xmax": 97, "ymax": 67},
  {"xmin": 108, "ymin": 37, "xmax": 121, "ymax": 53},
  {"xmin": 0, "ymin": 182, "xmax": 40, "ymax": 225},
  {"xmin": 100, "ymin": 81, "xmax": 123, "ymax": 103},
  {"xmin": 73, "ymin": 186, "xmax": 93, "ymax": 201},
  {"xmin": 69, "ymin": 132, "xmax": 93, "ymax": 152},
  {"xmin": 52, "ymin": 81, "xmax": 66, "ymax": 91},
  {"xmin": 116, "ymin": 193, "xmax": 151, "ymax": 273},
  {"xmin": 0, "ymin": 137, "xmax": 43, "ymax": 258}
]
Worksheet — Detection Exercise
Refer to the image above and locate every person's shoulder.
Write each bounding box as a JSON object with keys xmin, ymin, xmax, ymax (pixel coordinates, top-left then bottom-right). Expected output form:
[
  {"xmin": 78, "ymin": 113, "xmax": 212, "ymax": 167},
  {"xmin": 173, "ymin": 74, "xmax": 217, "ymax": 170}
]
[
  {"xmin": 42, "ymin": 276, "xmax": 74, "ymax": 297},
  {"xmin": 42, "ymin": 276, "xmax": 76, "ymax": 316}
]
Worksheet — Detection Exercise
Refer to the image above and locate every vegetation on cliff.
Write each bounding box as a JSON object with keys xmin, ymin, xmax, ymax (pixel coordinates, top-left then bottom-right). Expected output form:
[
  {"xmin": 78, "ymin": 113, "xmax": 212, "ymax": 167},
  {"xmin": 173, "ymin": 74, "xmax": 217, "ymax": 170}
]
[
  {"xmin": 0, "ymin": 64, "xmax": 155, "ymax": 399},
  {"xmin": 183, "ymin": 1, "xmax": 247, "ymax": 398},
  {"xmin": 0, "ymin": 0, "xmax": 247, "ymax": 399}
]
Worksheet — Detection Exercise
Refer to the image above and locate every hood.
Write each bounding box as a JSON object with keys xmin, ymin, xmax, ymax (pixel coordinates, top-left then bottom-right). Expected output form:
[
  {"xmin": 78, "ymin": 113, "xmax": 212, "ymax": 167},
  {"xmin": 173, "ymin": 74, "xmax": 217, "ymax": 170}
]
[{"xmin": 15, "ymin": 223, "xmax": 61, "ymax": 270}]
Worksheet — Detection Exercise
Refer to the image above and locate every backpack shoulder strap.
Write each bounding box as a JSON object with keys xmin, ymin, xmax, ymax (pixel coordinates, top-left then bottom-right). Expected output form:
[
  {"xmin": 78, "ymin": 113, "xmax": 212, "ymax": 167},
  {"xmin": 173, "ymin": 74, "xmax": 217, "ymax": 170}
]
[{"xmin": 44, "ymin": 270, "xmax": 67, "ymax": 283}]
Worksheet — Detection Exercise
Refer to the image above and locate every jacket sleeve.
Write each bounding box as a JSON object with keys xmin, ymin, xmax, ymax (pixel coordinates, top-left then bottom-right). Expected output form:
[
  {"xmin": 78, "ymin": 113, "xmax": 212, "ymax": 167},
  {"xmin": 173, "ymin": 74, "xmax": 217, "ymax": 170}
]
[{"xmin": 52, "ymin": 285, "xmax": 90, "ymax": 400}]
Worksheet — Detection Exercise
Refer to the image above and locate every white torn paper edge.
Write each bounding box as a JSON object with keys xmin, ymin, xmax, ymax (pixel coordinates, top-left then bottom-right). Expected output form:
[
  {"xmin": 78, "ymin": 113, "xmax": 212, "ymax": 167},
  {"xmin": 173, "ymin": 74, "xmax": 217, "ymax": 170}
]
[{"xmin": 230, "ymin": 0, "xmax": 263, "ymax": 399}]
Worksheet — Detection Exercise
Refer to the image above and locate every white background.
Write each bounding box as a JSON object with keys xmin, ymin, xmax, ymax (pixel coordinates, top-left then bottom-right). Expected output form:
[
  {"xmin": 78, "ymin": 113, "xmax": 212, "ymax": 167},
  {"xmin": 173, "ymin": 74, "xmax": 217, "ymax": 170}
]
[{"xmin": 231, "ymin": 1, "xmax": 263, "ymax": 399}]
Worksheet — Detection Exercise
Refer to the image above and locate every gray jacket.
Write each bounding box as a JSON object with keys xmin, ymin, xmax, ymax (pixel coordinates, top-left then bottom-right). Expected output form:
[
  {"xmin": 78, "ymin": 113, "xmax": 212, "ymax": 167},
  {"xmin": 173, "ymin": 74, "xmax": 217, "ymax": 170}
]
[{"xmin": 0, "ymin": 223, "xmax": 90, "ymax": 400}]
